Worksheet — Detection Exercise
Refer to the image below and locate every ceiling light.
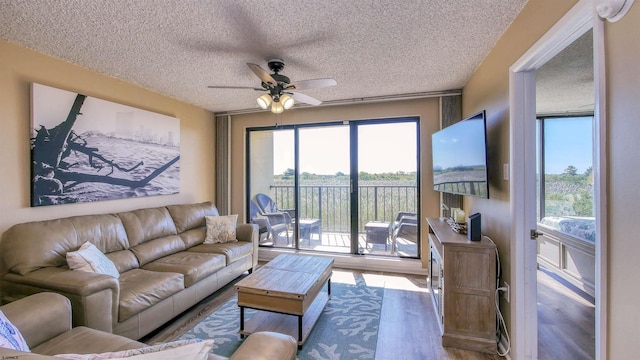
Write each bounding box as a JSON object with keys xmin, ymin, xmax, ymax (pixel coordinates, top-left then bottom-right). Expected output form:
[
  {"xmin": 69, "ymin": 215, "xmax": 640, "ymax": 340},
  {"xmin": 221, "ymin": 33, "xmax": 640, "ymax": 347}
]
[
  {"xmin": 280, "ymin": 94, "xmax": 295, "ymax": 110},
  {"xmin": 257, "ymin": 94, "xmax": 271, "ymax": 109},
  {"xmin": 270, "ymin": 101, "xmax": 284, "ymax": 114}
]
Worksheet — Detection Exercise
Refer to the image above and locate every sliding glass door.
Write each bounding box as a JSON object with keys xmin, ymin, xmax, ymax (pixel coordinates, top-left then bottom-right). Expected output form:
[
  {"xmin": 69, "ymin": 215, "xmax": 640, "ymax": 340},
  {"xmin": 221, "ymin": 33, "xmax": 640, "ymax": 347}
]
[
  {"xmin": 357, "ymin": 122, "xmax": 419, "ymax": 257},
  {"xmin": 247, "ymin": 117, "xmax": 419, "ymax": 258},
  {"xmin": 298, "ymin": 125, "xmax": 351, "ymax": 253},
  {"xmin": 248, "ymin": 129, "xmax": 296, "ymax": 247}
]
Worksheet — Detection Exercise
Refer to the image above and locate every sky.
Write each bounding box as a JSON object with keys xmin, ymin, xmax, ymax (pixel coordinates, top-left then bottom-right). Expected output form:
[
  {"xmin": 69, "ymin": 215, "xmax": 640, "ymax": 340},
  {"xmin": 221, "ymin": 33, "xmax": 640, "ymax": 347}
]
[
  {"xmin": 541, "ymin": 116, "xmax": 593, "ymax": 174},
  {"xmin": 431, "ymin": 118, "xmax": 486, "ymax": 170},
  {"xmin": 273, "ymin": 122, "xmax": 417, "ymax": 175}
]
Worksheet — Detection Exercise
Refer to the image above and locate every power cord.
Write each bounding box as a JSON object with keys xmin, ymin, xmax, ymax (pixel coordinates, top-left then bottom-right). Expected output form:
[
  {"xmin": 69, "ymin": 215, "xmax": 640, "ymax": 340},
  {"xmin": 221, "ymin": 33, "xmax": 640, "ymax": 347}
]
[
  {"xmin": 483, "ymin": 235, "xmax": 511, "ymax": 357},
  {"xmin": 495, "ymin": 287, "xmax": 511, "ymax": 356}
]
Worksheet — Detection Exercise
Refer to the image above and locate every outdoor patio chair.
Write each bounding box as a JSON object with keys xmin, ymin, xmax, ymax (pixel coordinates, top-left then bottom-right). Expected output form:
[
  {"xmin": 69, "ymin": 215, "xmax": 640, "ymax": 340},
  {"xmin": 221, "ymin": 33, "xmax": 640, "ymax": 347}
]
[
  {"xmin": 250, "ymin": 200, "xmax": 290, "ymax": 245},
  {"xmin": 391, "ymin": 211, "xmax": 418, "ymax": 244},
  {"xmin": 255, "ymin": 193, "xmax": 295, "ymax": 228}
]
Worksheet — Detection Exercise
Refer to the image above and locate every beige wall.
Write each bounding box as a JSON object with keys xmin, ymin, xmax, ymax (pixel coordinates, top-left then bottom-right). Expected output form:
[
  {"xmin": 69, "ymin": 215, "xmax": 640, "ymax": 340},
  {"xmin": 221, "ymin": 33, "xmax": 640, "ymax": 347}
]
[
  {"xmin": 464, "ymin": 0, "xmax": 640, "ymax": 357},
  {"xmin": 461, "ymin": 0, "xmax": 578, "ymax": 337},
  {"xmin": 228, "ymin": 98, "xmax": 441, "ymax": 265},
  {"xmin": 0, "ymin": 40, "xmax": 216, "ymax": 235},
  {"xmin": 605, "ymin": 4, "xmax": 640, "ymax": 357}
]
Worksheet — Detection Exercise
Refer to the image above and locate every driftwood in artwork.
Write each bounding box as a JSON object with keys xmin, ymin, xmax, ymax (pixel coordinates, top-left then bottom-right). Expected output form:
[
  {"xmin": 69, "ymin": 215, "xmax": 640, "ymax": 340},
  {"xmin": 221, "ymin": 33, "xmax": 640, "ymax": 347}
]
[
  {"xmin": 31, "ymin": 93, "xmax": 180, "ymax": 206},
  {"xmin": 56, "ymin": 155, "xmax": 179, "ymax": 190}
]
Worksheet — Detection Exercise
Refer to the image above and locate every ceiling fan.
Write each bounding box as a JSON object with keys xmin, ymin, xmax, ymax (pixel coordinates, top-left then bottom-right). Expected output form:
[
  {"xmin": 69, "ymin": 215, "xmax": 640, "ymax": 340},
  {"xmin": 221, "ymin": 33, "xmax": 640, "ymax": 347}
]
[{"xmin": 207, "ymin": 59, "xmax": 337, "ymax": 113}]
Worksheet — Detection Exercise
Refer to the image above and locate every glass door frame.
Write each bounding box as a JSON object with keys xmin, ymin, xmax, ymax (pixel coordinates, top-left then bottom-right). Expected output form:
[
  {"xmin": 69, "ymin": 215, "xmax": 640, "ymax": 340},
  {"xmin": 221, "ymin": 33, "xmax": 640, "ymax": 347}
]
[{"xmin": 246, "ymin": 116, "xmax": 421, "ymax": 258}]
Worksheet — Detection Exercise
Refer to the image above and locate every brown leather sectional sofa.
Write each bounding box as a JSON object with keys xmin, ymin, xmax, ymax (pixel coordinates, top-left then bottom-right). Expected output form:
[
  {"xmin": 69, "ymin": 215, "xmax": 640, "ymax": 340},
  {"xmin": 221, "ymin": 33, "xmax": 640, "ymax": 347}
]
[
  {"xmin": 0, "ymin": 201, "xmax": 257, "ymax": 340},
  {"xmin": 0, "ymin": 292, "xmax": 297, "ymax": 359}
]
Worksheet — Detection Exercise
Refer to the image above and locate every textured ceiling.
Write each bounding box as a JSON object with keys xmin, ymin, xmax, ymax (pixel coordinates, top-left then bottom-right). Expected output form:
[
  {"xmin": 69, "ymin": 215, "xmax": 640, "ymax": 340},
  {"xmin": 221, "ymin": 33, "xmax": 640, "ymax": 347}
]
[
  {"xmin": 0, "ymin": 0, "xmax": 589, "ymax": 115},
  {"xmin": 536, "ymin": 30, "xmax": 594, "ymax": 115},
  {"xmin": 0, "ymin": 0, "xmax": 531, "ymax": 113}
]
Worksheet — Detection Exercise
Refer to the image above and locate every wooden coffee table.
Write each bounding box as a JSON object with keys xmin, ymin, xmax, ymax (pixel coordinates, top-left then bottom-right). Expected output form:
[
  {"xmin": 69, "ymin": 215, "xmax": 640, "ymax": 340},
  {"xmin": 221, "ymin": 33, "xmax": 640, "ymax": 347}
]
[{"xmin": 235, "ymin": 253, "xmax": 334, "ymax": 349}]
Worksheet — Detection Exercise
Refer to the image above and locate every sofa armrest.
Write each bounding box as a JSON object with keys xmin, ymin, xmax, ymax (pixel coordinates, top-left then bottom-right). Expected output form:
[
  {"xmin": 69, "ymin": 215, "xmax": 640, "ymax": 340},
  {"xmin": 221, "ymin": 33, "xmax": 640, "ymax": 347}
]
[
  {"xmin": 2, "ymin": 267, "xmax": 119, "ymax": 333},
  {"xmin": 236, "ymin": 223, "xmax": 257, "ymax": 243},
  {"xmin": 3, "ymin": 267, "xmax": 118, "ymax": 296},
  {"xmin": 0, "ymin": 292, "xmax": 72, "ymax": 349},
  {"xmin": 236, "ymin": 224, "xmax": 258, "ymax": 269}
]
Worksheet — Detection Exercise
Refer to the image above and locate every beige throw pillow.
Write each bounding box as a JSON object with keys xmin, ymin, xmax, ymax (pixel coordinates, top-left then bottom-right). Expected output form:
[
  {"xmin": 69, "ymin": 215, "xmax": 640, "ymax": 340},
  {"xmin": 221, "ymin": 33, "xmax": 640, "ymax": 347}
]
[
  {"xmin": 204, "ymin": 214, "xmax": 238, "ymax": 244},
  {"xmin": 66, "ymin": 241, "xmax": 120, "ymax": 279}
]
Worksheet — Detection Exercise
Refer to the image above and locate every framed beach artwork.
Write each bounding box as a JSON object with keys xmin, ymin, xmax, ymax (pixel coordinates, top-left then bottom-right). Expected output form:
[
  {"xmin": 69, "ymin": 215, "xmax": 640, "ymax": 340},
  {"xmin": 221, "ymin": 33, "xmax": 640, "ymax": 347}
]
[{"xmin": 30, "ymin": 83, "xmax": 180, "ymax": 207}]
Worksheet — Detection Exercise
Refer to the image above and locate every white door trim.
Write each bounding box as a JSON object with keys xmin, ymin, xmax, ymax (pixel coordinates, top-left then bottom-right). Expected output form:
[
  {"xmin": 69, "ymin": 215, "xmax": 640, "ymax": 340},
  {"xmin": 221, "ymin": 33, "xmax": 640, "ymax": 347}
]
[
  {"xmin": 508, "ymin": 0, "xmax": 606, "ymax": 359},
  {"xmin": 592, "ymin": 13, "xmax": 607, "ymax": 360}
]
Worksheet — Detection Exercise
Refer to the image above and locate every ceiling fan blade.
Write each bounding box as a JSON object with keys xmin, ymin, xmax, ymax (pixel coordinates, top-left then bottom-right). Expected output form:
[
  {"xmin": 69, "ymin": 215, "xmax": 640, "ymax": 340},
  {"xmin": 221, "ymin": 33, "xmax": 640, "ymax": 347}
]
[
  {"xmin": 207, "ymin": 85, "xmax": 264, "ymax": 90},
  {"xmin": 290, "ymin": 91, "xmax": 322, "ymax": 106},
  {"xmin": 287, "ymin": 78, "xmax": 337, "ymax": 91},
  {"xmin": 247, "ymin": 63, "xmax": 278, "ymax": 87}
]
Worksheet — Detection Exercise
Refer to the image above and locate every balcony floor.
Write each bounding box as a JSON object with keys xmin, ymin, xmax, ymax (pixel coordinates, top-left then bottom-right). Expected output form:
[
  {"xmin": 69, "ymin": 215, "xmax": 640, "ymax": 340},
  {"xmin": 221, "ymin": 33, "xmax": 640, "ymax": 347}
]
[{"xmin": 259, "ymin": 231, "xmax": 419, "ymax": 258}]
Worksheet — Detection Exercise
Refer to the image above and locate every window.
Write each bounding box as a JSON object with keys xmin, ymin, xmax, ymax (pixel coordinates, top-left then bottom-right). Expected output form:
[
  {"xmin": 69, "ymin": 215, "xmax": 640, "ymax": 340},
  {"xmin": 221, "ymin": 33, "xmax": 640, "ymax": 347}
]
[{"xmin": 536, "ymin": 116, "xmax": 595, "ymax": 242}]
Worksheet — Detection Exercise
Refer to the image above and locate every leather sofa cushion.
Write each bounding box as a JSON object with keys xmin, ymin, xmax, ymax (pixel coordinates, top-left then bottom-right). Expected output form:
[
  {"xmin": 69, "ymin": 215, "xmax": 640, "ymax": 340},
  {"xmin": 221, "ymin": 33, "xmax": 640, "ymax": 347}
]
[
  {"xmin": 118, "ymin": 269, "xmax": 184, "ymax": 322},
  {"xmin": 178, "ymin": 227, "xmax": 207, "ymax": 249},
  {"xmin": 187, "ymin": 241, "xmax": 253, "ymax": 264},
  {"xmin": 142, "ymin": 252, "xmax": 226, "ymax": 287},
  {"xmin": 33, "ymin": 326, "xmax": 143, "ymax": 355},
  {"xmin": 166, "ymin": 202, "xmax": 219, "ymax": 234},
  {"xmin": 106, "ymin": 250, "xmax": 140, "ymax": 274},
  {"xmin": 1, "ymin": 214, "xmax": 128, "ymax": 276},
  {"xmin": 129, "ymin": 235, "xmax": 186, "ymax": 266},
  {"xmin": 233, "ymin": 331, "xmax": 298, "ymax": 360},
  {"xmin": 118, "ymin": 207, "xmax": 177, "ymax": 247}
]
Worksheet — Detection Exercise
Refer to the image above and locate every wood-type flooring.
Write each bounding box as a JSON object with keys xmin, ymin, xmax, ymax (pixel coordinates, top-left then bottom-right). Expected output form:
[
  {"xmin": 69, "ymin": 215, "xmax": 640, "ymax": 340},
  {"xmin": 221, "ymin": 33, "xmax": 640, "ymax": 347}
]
[{"xmin": 143, "ymin": 265, "xmax": 594, "ymax": 360}]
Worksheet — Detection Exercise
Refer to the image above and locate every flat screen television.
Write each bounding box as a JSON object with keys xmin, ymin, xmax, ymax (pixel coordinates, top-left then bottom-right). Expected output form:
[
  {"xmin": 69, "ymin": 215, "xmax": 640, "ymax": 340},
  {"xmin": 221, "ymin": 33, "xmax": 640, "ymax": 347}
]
[{"xmin": 431, "ymin": 110, "xmax": 489, "ymax": 198}]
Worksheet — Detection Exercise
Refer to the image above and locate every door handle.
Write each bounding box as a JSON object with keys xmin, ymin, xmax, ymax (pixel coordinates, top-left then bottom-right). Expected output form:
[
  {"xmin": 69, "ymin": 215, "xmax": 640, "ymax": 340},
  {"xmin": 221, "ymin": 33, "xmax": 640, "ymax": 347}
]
[{"xmin": 530, "ymin": 229, "xmax": 544, "ymax": 240}]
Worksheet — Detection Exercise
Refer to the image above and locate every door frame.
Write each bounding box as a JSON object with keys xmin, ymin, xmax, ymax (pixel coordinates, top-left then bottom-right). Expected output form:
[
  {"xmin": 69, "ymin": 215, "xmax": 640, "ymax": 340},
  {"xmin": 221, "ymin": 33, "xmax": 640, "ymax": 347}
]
[
  {"xmin": 509, "ymin": 0, "xmax": 607, "ymax": 359},
  {"xmin": 246, "ymin": 117, "xmax": 421, "ymax": 256}
]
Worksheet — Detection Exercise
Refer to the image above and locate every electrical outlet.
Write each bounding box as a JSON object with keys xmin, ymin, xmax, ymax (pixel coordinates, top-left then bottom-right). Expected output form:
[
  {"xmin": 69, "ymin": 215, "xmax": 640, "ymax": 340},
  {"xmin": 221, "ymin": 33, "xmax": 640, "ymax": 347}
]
[{"xmin": 504, "ymin": 281, "xmax": 510, "ymax": 303}]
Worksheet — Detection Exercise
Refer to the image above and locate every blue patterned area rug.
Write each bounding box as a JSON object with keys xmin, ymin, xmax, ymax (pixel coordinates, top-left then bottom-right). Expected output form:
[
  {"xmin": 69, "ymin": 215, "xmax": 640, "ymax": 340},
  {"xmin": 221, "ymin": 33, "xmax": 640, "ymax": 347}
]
[{"xmin": 178, "ymin": 282, "xmax": 384, "ymax": 359}]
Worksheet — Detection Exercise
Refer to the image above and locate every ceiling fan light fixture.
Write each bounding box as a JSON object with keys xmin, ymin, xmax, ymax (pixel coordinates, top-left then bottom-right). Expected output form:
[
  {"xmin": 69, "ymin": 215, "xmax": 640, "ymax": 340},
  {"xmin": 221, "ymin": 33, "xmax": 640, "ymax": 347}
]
[
  {"xmin": 270, "ymin": 101, "xmax": 284, "ymax": 114},
  {"xmin": 209, "ymin": 61, "xmax": 335, "ymax": 112},
  {"xmin": 280, "ymin": 94, "xmax": 295, "ymax": 109},
  {"xmin": 257, "ymin": 94, "xmax": 271, "ymax": 109}
]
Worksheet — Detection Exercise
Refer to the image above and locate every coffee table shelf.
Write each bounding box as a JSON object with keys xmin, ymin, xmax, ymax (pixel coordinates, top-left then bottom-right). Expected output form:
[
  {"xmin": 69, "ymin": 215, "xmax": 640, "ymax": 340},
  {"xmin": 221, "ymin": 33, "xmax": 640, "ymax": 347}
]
[{"xmin": 239, "ymin": 290, "xmax": 329, "ymax": 346}]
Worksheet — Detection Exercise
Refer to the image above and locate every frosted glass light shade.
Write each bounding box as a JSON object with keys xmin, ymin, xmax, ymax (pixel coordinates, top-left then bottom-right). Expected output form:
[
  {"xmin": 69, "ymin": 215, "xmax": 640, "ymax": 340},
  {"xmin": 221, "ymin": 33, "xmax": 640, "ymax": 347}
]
[
  {"xmin": 271, "ymin": 101, "xmax": 284, "ymax": 113},
  {"xmin": 280, "ymin": 94, "xmax": 295, "ymax": 109},
  {"xmin": 257, "ymin": 94, "xmax": 271, "ymax": 109}
]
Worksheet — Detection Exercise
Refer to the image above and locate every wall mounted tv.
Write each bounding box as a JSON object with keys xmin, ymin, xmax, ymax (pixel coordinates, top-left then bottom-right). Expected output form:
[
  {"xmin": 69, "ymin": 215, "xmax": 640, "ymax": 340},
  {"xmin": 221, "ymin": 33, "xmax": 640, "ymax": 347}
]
[{"xmin": 431, "ymin": 110, "xmax": 489, "ymax": 198}]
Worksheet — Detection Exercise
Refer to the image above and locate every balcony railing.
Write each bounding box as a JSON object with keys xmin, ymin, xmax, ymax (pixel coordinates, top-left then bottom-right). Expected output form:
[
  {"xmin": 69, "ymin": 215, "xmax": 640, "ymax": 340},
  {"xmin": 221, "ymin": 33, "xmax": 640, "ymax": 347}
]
[{"xmin": 270, "ymin": 184, "xmax": 417, "ymax": 232}]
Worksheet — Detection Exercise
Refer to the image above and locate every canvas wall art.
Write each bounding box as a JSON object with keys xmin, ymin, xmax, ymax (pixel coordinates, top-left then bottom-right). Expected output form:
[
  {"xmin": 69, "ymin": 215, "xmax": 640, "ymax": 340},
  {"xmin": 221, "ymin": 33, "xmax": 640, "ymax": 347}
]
[{"xmin": 31, "ymin": 83, "xmax": 180, "ymax": 206}]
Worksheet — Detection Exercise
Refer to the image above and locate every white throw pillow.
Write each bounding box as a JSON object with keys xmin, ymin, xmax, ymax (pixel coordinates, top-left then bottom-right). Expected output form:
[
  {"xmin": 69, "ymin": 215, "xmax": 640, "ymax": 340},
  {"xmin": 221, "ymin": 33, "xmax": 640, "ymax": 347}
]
[
  {"xmin": 66, "ymin": 242, "xmax": 120, "ymax": 279},
  {"xmin": 54, "ymin": 339, "xmax": 211, "ymax": 360},
  {"xmin": 0, "ymin": 309, "xmax": 30, "ymax": 352},
  {"xmin": 204, "ymin": 215, "xmax": 238, "ymax": 244}
]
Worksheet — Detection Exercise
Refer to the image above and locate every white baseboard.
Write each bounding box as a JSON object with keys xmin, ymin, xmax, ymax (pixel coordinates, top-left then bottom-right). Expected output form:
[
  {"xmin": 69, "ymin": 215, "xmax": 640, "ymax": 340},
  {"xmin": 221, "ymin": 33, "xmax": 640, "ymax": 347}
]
[{"xmin": 258, "ymin": 248, "xmax": 428, "ymax": 275}]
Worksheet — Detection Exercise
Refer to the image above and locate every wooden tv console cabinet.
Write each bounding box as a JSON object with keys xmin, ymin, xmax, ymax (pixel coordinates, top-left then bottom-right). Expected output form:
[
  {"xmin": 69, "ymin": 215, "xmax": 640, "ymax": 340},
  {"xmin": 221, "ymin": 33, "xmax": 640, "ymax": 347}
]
[{"xmin": 426, "ymin": 217, "xmax": 497, "ymax": 354}]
